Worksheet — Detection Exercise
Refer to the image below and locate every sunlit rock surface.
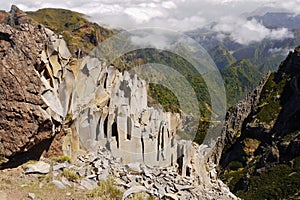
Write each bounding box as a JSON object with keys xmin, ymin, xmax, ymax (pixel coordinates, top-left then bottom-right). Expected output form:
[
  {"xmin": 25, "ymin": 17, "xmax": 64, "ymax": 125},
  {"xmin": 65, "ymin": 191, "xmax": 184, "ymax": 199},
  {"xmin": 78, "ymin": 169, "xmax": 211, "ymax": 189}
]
[{"xmin": 0, "ymin": 7, "xmax": 237, "ymax": 199}]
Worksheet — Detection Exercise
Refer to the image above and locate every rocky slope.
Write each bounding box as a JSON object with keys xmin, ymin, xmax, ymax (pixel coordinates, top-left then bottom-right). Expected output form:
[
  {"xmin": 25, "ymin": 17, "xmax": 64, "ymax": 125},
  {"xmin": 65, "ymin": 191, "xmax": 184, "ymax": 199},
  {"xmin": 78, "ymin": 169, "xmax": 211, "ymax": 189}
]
[
  {"xmin": 0, "ymin": 6, "xmax": 237, "ymax": 199},
  {"xmin": 218, "ymin": 47, "xmax": 300, "ymax": 199}
]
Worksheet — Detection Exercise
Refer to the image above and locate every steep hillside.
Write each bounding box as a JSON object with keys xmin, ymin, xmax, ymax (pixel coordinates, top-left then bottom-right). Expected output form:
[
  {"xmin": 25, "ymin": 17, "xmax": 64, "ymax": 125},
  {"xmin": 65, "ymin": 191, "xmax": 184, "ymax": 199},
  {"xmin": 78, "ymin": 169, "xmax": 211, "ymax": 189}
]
[
  {"xmin": 209, "ymin": 44, "xmax": 236, "ymax": 69},
  {"xmin": 221, "ymin": 59, "xmax": 262, "ymax": 106},
  {"xmin": 219, "ymin": 47, "xmax": 300, "ymax": 199},
  {"xmin": 26, "ymin": 8, "xmax": 113, "ymax": 56},
  {"xmin": 188, "ymin": 22, "xmax": 300, "ymax": 73}
]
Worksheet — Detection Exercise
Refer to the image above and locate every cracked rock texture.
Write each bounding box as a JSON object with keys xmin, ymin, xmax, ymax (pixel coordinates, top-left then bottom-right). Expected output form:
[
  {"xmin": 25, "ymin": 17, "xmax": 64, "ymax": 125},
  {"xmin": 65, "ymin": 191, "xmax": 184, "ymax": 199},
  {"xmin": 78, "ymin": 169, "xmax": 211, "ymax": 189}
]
[
  {"xmin": 0, "ymin": 22, "xmax": 55, "ymax": 162},
  {"xmin": 0, "ymin": 6, "xmax": 238, "ymax": 199}
]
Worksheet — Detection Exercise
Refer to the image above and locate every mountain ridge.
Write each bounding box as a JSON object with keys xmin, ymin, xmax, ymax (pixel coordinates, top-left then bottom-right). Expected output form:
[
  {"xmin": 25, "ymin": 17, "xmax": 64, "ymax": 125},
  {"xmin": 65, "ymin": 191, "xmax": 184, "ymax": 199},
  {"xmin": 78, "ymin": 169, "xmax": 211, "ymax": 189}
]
[{"xmin": 218, "ymin": 47, "xmax": 300, "ymax": 199}]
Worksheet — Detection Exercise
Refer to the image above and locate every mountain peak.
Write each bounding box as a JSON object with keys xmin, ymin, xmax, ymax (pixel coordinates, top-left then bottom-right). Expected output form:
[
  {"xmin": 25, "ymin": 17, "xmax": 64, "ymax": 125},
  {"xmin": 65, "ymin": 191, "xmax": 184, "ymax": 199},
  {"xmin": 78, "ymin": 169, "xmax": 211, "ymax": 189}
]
[{"xmin": 8, "ymin": 5, "xmax": 28, "ymax": 26}]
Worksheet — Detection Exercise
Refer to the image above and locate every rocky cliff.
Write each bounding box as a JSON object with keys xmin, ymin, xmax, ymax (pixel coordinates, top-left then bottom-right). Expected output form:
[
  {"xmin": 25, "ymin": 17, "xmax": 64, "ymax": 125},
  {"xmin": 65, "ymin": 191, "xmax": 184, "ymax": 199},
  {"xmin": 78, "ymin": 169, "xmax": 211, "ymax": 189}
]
[
  {"xmin": 0, "ymin": 6, "xmax": 237, "ymax": 199},
  {"xmin": 0, "ymin": 18, "xmax": 55, "ymax": 165},
  {"xmin": 218, "ymin": 47, "xmax": 300, "ymax": 199}
]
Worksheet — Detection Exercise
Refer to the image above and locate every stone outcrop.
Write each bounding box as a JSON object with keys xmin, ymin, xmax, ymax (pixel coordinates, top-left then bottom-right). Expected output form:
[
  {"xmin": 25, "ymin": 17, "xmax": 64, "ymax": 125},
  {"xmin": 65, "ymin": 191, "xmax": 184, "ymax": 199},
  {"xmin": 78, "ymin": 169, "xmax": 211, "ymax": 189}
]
[
  {"xmin": 207, "ymin": 72, "xmax": 271, "ymax": 166},
  {"xmin": 0, "ymin": 22, "xmax": 56, "ymax": 164},
  {"xmin": 34, "ymin": 26, "xmax": 185, "ymax": 167},
  {"xmin": 0, "ymin": 6, "xmax": 238, "ymax": 199},
  {"xmin": 29, "ymin": 28, "xmax": 237, "ymax": 198}
]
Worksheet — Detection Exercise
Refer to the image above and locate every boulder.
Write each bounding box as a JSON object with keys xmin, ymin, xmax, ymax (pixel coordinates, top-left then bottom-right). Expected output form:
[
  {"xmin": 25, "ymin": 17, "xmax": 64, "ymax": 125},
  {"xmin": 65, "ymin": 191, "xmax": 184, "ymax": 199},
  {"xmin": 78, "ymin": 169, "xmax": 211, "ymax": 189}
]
[
  {"xmin": 25, "ymin": 161, "xmax": 50, "ymax": 174},
  {"xmin": 0, "ymin": 22, "xmax": 56, "ymax": 164}
]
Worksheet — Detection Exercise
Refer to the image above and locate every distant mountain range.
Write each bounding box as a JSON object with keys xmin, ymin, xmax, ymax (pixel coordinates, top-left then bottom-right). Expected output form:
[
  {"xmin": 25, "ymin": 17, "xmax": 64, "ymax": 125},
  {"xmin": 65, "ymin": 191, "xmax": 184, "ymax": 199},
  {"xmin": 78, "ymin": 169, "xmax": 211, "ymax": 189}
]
[
  {"xmin": 249, "ymin": 12, "xmax": 300, "ymax": 30},
  {"xmin": 187, "ymin": 11, "xmax": 300, "ymax": 105}
]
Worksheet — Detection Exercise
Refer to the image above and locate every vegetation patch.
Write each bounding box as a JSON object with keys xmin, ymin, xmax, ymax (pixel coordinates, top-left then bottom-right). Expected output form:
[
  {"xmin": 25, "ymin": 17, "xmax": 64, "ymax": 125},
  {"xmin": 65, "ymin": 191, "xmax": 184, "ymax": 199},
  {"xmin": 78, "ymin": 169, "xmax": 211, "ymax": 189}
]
[
  {"xmin": 52, "ymin": 155, "xmax": 72, "ymax": 163},
  {"xmin": 26, "ymin": 8, "xmax": 113, "ymax": 54},
  {"xmin": 243, "ymin": 138, "xmax": 261, "ymax": 155},
  {"xmin": 237, "ymin": 162, "xmax": 300, "ymax": 199},
  {"xmin": 256, "ymin": 73, "xmax": 287, "ymax": 124},
  {"xmin": 63, "ymin": 168, "xmax": 80, "ymax": 181},
  {"xmin": 87, "ymin": 177, "xmax": 123, "ymax": 200}
]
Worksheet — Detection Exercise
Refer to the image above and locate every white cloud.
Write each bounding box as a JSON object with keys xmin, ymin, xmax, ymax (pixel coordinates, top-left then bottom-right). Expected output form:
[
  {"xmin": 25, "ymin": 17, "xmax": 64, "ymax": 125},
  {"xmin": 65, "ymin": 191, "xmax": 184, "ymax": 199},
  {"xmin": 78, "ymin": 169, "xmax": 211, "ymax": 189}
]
[
  {"xmin": 124, "ymin": 7, "xmax": 164, "ymax": 23},
  {"xmin": 0, "ymin": 0, "xmax": 257, "ymax": 30},
  {"xmin": 269, "ymin": 0, "xmax": 300, "ymax": 15},
  {"xmin": 131, "ymin": 34, "xmax": 170, "ymax": 49},
  {"xmin": 161, "ymin": 1, "xmax": 177, "ymax": 9},
  {"xmin": 213, "ymin": 18, "xmax": 294, "ymax": 45},
  {"xmin": 268, "ymin": 47, "xmax": 293, "ymax": 55},
  {"xmin": 0, "ymin": 0, "xmax": 299, "ymax": 42}
]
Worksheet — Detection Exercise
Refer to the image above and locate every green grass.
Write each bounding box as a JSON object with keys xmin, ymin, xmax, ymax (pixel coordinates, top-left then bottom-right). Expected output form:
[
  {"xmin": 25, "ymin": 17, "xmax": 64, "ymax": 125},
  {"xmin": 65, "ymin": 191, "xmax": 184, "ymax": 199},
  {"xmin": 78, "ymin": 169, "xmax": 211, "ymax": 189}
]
[
  {"xmin": 52, "ymin": 155, "xmax": 72, "ymax": 163},
  {"xmin": 87, "ymin": 177, "xmax": 123, "ymax": 200},
  {"xmin": 63, "ymin": 168, "xmax": 80, "ymax": 182},
  {"xmin": 27, "ymin": 8, "xmax": 87, "ymax": 33},
  {"xmin": 26, "ymin": 8, "xmax": 113, "ymax": 54}
]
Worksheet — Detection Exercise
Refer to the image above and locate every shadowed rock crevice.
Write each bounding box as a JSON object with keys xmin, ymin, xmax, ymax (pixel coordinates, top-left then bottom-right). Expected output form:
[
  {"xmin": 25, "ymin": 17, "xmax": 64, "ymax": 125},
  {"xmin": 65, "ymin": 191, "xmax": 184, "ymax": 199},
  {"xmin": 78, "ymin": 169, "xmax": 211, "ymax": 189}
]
[{"xmin": 0, "ymin": 32, "xmax": 13, "ymax": 46}]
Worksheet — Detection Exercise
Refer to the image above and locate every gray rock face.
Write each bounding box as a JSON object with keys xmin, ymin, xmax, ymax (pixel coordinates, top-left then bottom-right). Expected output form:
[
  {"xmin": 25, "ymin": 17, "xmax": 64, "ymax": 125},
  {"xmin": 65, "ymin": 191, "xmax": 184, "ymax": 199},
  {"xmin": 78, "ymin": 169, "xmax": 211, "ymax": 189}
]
[
  {"xmin": 80, "ymin": 178, "xmax": 98, "ymax": 190},
  {"xmin": 206, "ymin": 73, "xmax": 271, "ymax": 166},
  {"xmin": 52, "ymin": 180, "xmax": 66, "ymax": 189},
  {"xmin": 32, "ymin": 24, "xmax": 237, "ymax": 199},
  {"xmin": 34, "ymin": 27, "xmax": 193, "ymax": 174},
  {"xmin": 1, "ymin": 11, "xmax": 237, "ymax": 199}
]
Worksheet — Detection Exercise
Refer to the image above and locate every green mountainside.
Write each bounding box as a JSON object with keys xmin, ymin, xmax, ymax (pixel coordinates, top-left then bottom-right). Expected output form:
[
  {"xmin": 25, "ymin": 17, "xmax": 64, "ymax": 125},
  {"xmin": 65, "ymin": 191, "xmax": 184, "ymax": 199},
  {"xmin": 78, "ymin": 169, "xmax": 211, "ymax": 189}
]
[
  {"xmin": 209, "ymin": 44, "xmax": 236, "ymax": 69},
  {"xmin": 188, "ymin": 28, "xmax": 300, "ymax": 73},
  {"xmin": 220, "ymin": 47, "xmax": 300, "ymax": 199},
  {"xmin": 27, "ymin": 8, "xmax": 113, "ymax": 56},
  {"xmin": 221, "ymin": 59, "xmax": 262, "ymax": 106}
]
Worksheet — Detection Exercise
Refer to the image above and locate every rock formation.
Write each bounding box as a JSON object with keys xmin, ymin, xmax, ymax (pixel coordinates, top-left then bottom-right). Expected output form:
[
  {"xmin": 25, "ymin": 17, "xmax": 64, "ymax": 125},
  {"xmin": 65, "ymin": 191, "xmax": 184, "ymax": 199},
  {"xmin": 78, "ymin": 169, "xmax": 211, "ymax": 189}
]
[
  {"xmin": 0, "ymin": 22, "xmax": 56, "ymax": 164},
  {"xmin": 207, "ymin": 72, "xmax": 271, "ymax": 166},
  {"xmin": 34, "ymin": 26, "xmax": 191, "ymax": 171},
  {"xmin": 0, "ymin": 6, "xmax": 238, "ymax": 199}
]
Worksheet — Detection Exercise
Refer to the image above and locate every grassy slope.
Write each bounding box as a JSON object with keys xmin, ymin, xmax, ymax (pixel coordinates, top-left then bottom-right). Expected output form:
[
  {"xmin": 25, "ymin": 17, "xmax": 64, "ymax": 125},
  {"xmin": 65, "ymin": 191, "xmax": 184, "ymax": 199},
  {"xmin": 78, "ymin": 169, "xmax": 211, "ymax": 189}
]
[
  {"xmin": 209, "ymin": 44, "xmax": 236, "ymax": 69},
  {"xmin": 26, "ymin": 8, "xmax": 113, "ymax": 55},
  {"xmin": 221, "ymin": 59, "xmax": 262, "ymax": 106}
]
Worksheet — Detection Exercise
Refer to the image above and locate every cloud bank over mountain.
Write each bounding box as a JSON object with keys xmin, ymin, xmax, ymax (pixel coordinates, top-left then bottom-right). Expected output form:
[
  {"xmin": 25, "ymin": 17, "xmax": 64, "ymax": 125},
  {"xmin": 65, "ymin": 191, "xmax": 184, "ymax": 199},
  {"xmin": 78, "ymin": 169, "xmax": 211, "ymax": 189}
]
[
  {"xmin": 2, "ymin": 0, "xmax": 299, "ymax": 44},
  {"xmin": 213, "ymin": 18, "xmax": 294, "ymax": 45}
]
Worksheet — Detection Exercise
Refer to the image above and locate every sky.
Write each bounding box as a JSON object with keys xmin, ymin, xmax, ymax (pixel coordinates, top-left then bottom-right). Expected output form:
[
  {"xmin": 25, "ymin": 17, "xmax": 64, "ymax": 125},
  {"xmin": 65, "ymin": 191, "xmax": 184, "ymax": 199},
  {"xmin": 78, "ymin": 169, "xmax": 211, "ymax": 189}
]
[{"xmin": 1, "ymin": 0, "xmax": 300, "ymax": 45}]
